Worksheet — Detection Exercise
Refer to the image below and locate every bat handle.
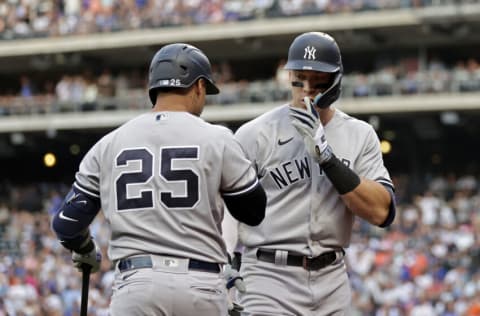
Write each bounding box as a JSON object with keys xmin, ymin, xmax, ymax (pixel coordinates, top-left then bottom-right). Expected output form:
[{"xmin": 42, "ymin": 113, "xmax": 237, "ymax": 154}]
[{"xmin": 80, "ymin": 264, "xmax": 92, "ymax": 316}]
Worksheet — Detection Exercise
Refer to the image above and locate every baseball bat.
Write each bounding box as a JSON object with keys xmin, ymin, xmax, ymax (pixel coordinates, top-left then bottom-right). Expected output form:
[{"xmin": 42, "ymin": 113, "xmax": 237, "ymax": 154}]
[{"xmin": 80, "ymin": 264, "xmax": 92, "ymax": 316}]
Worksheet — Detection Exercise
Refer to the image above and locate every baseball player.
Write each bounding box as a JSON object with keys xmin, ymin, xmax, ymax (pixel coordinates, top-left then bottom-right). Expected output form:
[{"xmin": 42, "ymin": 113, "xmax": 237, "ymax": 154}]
[
  {"xmin": 230, "ymin": 32, "xmax": 396, "ymax": 315},
  {"xmin": 51, "ymin": 43, "xmax": 266, "ymax": 316}
]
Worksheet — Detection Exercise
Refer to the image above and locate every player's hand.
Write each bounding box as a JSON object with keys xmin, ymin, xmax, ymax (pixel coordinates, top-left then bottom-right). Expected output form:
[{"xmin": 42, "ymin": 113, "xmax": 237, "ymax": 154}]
[
  {"xmin": 224, "ymin": 264, "xmax": 246, "ymax": 293},
  {"xmin": 72, "ymin": 239, "xmax": 102, "ymax": 273},
  {"xmin": 227, "ymin": 300, "xmax": 244, "ymax": 315},
  {"xmin": 224, "ymin": 264, "xmax": 246, "ymax": 313},
  {"xmin": 289, "ymin": 97, "xmax": 332, "ymax": 164}
]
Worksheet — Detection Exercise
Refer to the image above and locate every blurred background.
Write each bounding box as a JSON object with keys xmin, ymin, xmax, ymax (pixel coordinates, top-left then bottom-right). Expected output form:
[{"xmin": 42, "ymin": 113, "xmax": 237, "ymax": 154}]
[{"xmin": 0, "ymin": 0, "xmax": 480, "ymax": 315}]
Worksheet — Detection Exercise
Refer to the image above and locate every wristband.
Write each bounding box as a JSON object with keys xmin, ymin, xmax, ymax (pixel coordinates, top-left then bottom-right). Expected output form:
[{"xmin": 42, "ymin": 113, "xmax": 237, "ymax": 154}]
[
  {"xmin": 77, "ymin": 237, "xmax": 95, "ymax": 254},
  {"xmin": 379, "ymin": 185, "xmax": 396, "ymax": 227},
  {"xmin": 321, "ymin": 155, "xmax": 361, "ymax": 194}
]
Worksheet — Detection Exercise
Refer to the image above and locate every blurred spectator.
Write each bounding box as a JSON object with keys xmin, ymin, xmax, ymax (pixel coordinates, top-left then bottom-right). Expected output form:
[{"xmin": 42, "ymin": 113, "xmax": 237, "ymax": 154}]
[
  {"xmin": 452, "ymin": 60, "xmax": 472, "ymax": 92},
  {"xmin": 0, "ymin": 202, "xmax": 8, "ymax": 222},
  {"xmin": 83, "ymin": 77, "xmax": 99, "ymax": 111},
  {"xmin": 400, "ymin": 70, "xmax": 420, "ymax": 94},
  {"xmin": 97, "ymin": 68, "xmax": 115, "ymax": 99},
  {"xmin": 19, "ymin": 75, "xmax": 34, "ymax": 98},
  {"xmin": 274, "ymin": 58, "xmax": 290, "ymax": 100},
  {"xmin": 415, "ymin": 190, "xmax": 441, "ymax": 226},
  {"xmin": 45, "ymin": 190, "xmax": 62, "ymax": 217},
  {"xmin": 71, "ymin": 75, "xmax": 86, "ymax": 111},
  {"xmin": 55, "ymin": 75, "xmax": 73, "ymax": 111},
  {"xmin": 352, "ymin": 73, "xmax": 371, "ymax": 97}
]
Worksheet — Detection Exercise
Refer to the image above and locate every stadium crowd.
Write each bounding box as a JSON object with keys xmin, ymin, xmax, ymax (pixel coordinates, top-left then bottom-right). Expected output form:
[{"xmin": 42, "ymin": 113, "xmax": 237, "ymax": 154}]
[
  {"xmin": 0, "ymin": 0, "xmax": 478, "ymax": 116},
  {"xmin": 0, "ymin": 173, "xmax": 479, "ymax": 315},
  {"xmin": 0, "ymin": 0, "xmax": 470, "ymax": 40},
  {"xmin": 1, "ymin": 56, "xmax": 480, "ymax": 116}
]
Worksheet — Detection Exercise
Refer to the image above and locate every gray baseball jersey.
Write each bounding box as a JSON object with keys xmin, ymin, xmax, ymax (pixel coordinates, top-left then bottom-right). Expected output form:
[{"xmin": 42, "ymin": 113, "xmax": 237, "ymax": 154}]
[
  {"xmin": 73, "ymin": 111, "xmax": 259, "ymax": 264},
  {"xmin": 235, "ymin": 104, "xmax": 393, "ymax": 256}
]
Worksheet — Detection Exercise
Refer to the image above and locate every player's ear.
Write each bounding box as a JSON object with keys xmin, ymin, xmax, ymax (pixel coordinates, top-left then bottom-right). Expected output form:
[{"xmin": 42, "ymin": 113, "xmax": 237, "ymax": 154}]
[
  {"xmin": 190, "ymin": 79, "xmax": 205, "ymax": 103},
  {"xmin": 196, "ymin": 79, "xmax": 206, "ymax": 95}
]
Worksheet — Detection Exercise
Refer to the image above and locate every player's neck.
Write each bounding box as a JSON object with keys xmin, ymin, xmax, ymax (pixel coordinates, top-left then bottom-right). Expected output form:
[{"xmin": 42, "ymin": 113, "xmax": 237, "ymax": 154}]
[
  {"xmin": 152, "ymin": 91, "xmax": 204, "ymax": 116},
  {"xmin": 153, "ymin": 95, "xmax": 191, "ymax": 113},
  {"xmin": 153, "ymin": 103, "xmax": 189, "ymax": 112}
]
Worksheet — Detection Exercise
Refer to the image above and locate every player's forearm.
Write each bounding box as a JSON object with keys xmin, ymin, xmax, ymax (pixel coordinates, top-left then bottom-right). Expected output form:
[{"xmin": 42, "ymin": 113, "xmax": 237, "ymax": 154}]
[
  {"xmin": 341, "ymin": 178, "xmax": 393, "ymax": 226},
  {"xmin": 223, "ymin": 182, "xmax": 266, "ymax": 226},
  {"xmin": 51, "ymin": 187, "xmax": 101, "ymax": 251}
]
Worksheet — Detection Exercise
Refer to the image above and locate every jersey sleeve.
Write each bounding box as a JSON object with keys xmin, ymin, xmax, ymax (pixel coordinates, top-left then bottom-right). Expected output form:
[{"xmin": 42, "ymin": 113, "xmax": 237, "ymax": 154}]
[
  {"xmin": 74, "ymin": 141, "xmax": 102, "ymax": 198},
  {"xmin": 220, "ymin": 130, "xmax": 259, "ymax": 194},
  {"xmin": 234, "ymin": 122, "xmax": 258, "ymax": 164},
  {"xmin": 356, "ymin": 127, "xmax": 394, "ymax": 190}
]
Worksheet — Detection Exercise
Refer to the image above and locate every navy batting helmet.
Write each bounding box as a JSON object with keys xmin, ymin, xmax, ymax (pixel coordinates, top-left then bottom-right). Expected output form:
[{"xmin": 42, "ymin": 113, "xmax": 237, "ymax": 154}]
[
  {"xmin": 148, "ymin": 43, "xmax": 220, "ymax": 105},
  {"xmin": 285, "ymin": 32, "xmax": 343, "ymax": 108}
]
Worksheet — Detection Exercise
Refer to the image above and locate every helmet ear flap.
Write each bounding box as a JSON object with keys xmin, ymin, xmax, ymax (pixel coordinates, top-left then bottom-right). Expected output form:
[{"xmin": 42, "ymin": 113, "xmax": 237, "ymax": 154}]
[
  {"xmin": 313, "ymin": 72, "xmax": 342, "ymax": 108},
  {"xmin": 149, "ymin": 89, "xmax": 157, "ymax": 106}
]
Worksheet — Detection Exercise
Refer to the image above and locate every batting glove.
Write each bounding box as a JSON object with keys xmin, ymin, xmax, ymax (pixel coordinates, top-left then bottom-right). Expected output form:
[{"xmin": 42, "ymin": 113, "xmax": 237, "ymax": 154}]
[
  {"xmin": 72, "ymin": 239, "xmax": 102, "ymax": 273},
  {"xmin": 227, "ymin": 300, "xmax": 244, "ymax": 315},
  {"xmin": 289, "ymin": 97, "xmax": 332, "ymax": 164},
  {"xmin": 224, "ymin": 264, "xmax": 246, "ymax": 293},
  {"xmin": 225, "ymin": 263, "xmax": 246, "ymax": 314}
]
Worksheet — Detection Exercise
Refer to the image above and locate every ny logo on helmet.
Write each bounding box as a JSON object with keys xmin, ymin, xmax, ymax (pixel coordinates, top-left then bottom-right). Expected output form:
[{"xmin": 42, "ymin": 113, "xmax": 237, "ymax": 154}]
[{"xmin": 304, "ymin": 46, "xmax": 316, "ymax": 60}]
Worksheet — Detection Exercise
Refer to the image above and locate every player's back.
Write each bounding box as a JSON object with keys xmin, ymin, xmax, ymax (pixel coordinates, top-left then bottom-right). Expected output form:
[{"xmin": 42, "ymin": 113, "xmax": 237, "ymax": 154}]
[{"xmin": 91, "ymin": 112, "xmax": 234, "ymax": 263}]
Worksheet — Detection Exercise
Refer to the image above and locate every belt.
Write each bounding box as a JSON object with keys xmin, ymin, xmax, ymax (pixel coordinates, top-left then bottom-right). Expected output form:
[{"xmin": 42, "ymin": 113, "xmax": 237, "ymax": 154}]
[
  {"xmin": 256, "ymin": 249, "xmax": 342, "ymax": 271},
  {"xmin": 117, "ymin": 255, "xmax": 221, "ymax": 273}
]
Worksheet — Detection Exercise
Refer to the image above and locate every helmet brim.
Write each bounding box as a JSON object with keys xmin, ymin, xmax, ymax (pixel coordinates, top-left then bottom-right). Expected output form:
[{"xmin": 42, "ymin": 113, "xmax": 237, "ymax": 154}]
[
  {"xmin": 284, "ymin": 60, "xmax": 340, "ymax": 73},
  {"xmin": 205, "ymin": 81, "xmax": 220, "ymax": 95}
]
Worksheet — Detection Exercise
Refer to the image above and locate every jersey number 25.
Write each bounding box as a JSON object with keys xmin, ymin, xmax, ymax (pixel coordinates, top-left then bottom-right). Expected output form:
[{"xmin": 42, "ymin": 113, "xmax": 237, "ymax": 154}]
[{"xmin": 115, "ymin": 147, "xmax": 199, "ymax": 211}]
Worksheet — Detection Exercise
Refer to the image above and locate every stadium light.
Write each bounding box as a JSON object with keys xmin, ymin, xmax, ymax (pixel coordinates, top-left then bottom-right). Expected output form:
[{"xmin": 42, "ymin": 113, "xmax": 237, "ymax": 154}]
[
  {"xmin": 70, "ymin": 144, "xmax": 81, "ymax": 155},
  {"xmin": 43, "ymin": 152, "xmax": 57, "ymax": 168},
  {"xmin": 380, "ymin": 140, "xmax": 392, "ymax": 154}
]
